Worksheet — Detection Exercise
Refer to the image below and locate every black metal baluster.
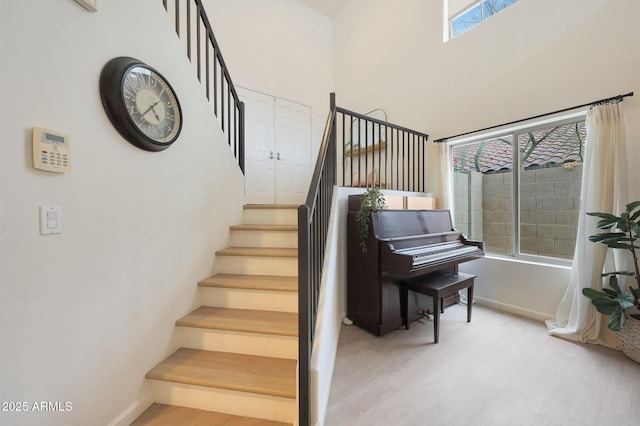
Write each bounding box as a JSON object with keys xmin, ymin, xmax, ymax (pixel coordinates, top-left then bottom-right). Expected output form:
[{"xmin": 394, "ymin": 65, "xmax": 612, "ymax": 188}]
[
  {"xmin": 239, "ymin": 101, "xmax": 245, "ymax": 173},
  {"xmin": 413, "ymin": 133, "xmax": 417, "ymax": 191},
  {"xmin": 420, "ymin": 136, "xmax": 427, "ymax": 192},
  {"xmin": 357, "ymin": 117, "xmax": 361, "ymax": 187},
  {"xmin": 221, "ymin": 75, "xmax": 226, "ymax": 132},
  {"xmin": 364, "ymin": 119, "xmax": 369, "ymax": 187},
  {"xmin": 205, "ymin": 43, "xmax": 210, "ymax": 100},
  {"xmin": 196, "ymin": 3, "xmax": 201, "ymax": 82},
  {"xmin": 227, "ymin": 85, "xmax": 231, "ymax": 147},
  {"xmin": 390, "ymin": 128, "xmax": 395, "ymax": 190},
  {"xmin": 384, "ymin": 126, "xmax": 388, "ymax": 189},
  {"xmin": 186, "ymin": 1, "xmax": 191, "ymax": 61},
  {"xmin": 419, "ymin": 135, "xmax": 422, "ymax": 191},
  {"xmin": 377, "ymin": 123, "xmax": 381, "ymax": 188},
  {"xmin": 404, "ymin": 131, "xmax": 408, "ymax": 190},
  {"xmin": 213, "ymin": 52, "xmax": 218, "ymax": 116},
  {"xmin": 344, "ymin": 113, "xmax": 350, "ymax": 187},
  {"xmin": 174, "ymin": 0, "xmax": 180, "ymax": 36}
]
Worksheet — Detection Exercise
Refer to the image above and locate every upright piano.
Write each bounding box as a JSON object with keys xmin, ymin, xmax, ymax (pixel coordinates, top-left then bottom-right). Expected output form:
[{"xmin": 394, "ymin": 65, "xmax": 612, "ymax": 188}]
[{"xmin": 346, "ymin": 197, "xmax": 484, "ymax": 336}]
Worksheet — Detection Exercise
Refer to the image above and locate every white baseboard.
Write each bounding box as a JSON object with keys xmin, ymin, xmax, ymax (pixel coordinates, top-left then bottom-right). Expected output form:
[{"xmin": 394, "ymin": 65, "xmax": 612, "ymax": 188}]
[
  {"xmin": 474, "ymin": 297, "xmax": 553, "ymax": 322},
  {"xmin": 108, "ymin": 392, "xmax": 155, "ymax": 426}
]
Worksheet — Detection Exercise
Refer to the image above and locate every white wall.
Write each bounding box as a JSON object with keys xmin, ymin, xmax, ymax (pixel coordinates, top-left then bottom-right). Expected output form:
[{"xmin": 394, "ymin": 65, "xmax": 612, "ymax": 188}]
[
  {"xmin": 333, "ymin": 0, "xmax": 640, "ymax": 320},
  {"xmin": 309, "ymin": 186, "xmax": 363, "ymax": 426},
  {"xmin": 334, "ymin": 0, "xmax": 640, "ymax": 142},
  {"xmin": 0, "ymin": 1, "xmax": 244, "ymax": 425},
  {"xmin": 203, "ymin": 0, "xmax": 334, "ymax": 161},
  {"xmin": 460, "ymin": 258, "xmax": 571, "ymax": 320}
]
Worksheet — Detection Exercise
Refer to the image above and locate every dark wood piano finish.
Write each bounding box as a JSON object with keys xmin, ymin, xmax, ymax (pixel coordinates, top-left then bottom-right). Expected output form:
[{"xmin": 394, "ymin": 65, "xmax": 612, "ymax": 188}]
[{"xmin": 346, "ymin": 195, "xmax": 484, "ymax": 336}]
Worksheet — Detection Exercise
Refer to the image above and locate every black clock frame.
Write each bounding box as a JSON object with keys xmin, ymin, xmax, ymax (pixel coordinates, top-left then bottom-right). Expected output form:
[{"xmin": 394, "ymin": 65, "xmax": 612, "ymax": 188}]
[{"xmin": 99, "ymin": 56, "xmax": 183, "ymax": 152}]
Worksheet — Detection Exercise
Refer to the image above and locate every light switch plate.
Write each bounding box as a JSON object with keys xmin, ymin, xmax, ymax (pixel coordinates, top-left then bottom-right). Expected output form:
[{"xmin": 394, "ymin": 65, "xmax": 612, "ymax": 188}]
[
  {"xmin": 40, "ymin": 206, "xmax": 62, "ymax": 235},
  {"xmin": 74, "ymin": 0, "xmax": 97, "ymax": 13}
]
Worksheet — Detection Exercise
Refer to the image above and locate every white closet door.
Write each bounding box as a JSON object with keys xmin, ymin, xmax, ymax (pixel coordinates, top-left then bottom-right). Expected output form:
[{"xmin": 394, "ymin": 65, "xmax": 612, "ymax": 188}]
[{"xmin": 239, "ymin": 87, "xmax": 312, "ymax": 205}]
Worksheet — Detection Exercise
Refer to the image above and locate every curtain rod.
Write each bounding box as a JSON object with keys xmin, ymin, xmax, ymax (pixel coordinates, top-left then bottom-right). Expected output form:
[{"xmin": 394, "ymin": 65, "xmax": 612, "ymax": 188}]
[{"xmin": 433, "ymin": 91, "xmax": 634, "ymax": 143}]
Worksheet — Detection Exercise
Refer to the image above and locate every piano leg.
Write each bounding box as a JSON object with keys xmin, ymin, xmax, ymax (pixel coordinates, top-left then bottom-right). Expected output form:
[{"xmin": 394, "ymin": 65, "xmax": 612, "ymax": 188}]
[{"xmin": 401, "ymin": 282, "xmax": 409, "ymax": 330}]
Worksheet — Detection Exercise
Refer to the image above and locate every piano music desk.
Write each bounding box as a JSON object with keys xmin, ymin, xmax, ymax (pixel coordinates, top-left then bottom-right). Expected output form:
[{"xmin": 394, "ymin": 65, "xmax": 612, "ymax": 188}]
[{"xmin": 401, "ymin": 270, "xmax": 476, "ymax": 343}]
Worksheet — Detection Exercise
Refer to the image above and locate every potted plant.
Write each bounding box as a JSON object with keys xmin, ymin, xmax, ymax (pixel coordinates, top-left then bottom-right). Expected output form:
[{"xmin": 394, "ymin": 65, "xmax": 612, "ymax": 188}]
[
  {"xmin": 582, "ymin": 201, "xmax": 640, "ymax": 345},
  {"xmin": 356, "ymin": 187, "xmax": 385, "ymax": 253}
]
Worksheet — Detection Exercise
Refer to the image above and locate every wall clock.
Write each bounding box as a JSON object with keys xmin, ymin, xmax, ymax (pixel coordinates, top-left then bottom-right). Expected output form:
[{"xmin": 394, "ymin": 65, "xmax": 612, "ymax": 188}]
[{"xmin": 100, "ymin": 57, "xmax": 182, "ymax": 152}]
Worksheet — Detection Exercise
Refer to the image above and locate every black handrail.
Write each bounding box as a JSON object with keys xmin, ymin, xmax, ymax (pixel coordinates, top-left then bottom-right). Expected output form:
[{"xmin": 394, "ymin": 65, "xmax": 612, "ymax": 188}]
[{"xmin": 163, "ymin": 0, "xmax": 245, "ymax": 173}]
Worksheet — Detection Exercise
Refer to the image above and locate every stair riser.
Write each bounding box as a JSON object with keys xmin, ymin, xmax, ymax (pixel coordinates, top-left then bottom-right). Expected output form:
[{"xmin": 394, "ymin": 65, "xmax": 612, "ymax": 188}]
[
  {"xmin": 200, "ymin": 287, "xmax": 297, "ymax": 313},
  {"xmin": 216, "ymin": 256, "xmax": 298, "ymax": 277},
  {"xmin": 242, "ymin": 209, "xmax": 298, "ymax": 226},
  {"xmin": 178, "ymin": 327, "xmax": 298, "ymax": 359},
  {"xmin": 229, "ymin": 230, "xmax": 298, "ymax": 248},
  {"xmin": 150, "ymin": 381, "xmax": 296, "ymax": 423}
]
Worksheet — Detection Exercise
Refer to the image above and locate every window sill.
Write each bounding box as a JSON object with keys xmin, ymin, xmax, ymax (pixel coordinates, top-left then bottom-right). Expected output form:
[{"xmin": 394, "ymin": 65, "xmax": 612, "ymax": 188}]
[{"xmin": 484, "ymin": 253, "xmax": 572, "ymax": 270}]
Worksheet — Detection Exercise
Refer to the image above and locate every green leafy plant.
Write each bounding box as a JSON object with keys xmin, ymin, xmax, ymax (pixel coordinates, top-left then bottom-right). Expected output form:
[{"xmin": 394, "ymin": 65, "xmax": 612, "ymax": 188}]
[
  {"xmin": 356, "ymin": 187, "xmax": 385, "ymax": 253},
  {"xmin": 582, "ymin": 201, "xmax": 640, "ymax": 331}
]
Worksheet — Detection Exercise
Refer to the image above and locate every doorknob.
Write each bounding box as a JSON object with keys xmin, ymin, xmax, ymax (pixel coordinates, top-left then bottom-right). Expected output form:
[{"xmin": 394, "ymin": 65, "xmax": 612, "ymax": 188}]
[{"xmin": 269, "ymin": 151, "xmax": 274, "ymax": 159}]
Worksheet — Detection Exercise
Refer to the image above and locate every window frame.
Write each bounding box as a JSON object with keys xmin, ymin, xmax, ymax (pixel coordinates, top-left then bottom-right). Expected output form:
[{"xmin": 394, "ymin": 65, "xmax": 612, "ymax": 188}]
[{"xmin": 448, "ymin": 112, "xmax": 587, "ymax": 267}]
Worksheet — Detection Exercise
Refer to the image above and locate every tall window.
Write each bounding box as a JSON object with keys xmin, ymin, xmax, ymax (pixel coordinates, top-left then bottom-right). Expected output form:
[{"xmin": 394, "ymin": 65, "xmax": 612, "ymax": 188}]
[
  {"xmin": 449, "ymin": 0, "xmax": 519, "ymax": 38},
  {"xmin": 451, "ymin": 117, "xmax": 586, "ymax": 263}
]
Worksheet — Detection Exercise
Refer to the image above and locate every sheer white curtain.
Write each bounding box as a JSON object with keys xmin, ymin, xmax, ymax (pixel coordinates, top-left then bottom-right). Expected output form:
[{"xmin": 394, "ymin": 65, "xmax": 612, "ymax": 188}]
[
  {"xmin": 430, "ymin": 142, "xmax": 453, "ymax": 211},
  {"xmin": 546, "ymin": 102, "xmax": 630, "ymax": 346}
]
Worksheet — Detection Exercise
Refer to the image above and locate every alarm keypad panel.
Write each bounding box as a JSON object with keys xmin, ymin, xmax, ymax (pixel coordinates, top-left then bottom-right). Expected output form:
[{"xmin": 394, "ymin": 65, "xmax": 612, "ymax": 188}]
[{"xmin": 33, "ymin": 127, "xmax": 70, "ymax": 173}]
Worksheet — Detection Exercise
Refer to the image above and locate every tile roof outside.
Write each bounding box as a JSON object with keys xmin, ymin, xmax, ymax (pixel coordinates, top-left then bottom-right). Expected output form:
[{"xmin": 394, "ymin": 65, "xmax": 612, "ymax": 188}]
[{"xmin": 452, "ymin": 121, "xmax": 586, "ymax": 174}]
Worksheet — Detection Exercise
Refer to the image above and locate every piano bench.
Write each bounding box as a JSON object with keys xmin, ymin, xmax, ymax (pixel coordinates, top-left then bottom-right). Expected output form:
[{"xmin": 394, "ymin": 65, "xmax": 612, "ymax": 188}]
[{"xmin": 401, "ymin": 270, "xmax": 476, "ymax": 343}]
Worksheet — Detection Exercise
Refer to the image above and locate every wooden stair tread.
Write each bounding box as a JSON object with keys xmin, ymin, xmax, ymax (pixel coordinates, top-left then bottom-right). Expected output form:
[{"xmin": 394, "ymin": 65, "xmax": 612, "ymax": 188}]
[
  {"xmin": 177, "ymin": 306, "xmax": 298, "ymax": 336},
  {"xmin": 199, "ymin": 274, "xmax": 297, "ymax": 292},
  {"xmin": 230, "ymin": 224, "xmax": 298, "ymax": 231},
  {"xmin": 145, "ymin": 348, "xmax": 297, "ymax": 399},
  {"xmin": 132, "ymin": 403, "xmax": 291, "ymax": 426},
  {"xmin": 216, "ymin": 247, "xmax": 298, "ymax": 257}
]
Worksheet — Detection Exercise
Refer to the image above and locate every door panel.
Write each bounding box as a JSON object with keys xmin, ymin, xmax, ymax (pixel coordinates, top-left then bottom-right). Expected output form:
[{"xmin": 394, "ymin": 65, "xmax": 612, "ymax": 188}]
[
  {"xmin": 239, "ymin": 88, "xmax": 275, "ymax": 204},
  {"xmin": 275, "ymin": 99, "xmax": 311, "ymax": 204}
]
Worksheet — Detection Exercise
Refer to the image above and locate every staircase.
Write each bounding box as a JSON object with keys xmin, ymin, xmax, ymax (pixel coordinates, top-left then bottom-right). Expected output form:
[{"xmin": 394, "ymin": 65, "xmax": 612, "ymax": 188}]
[{"xmin": 133, "ymin": 205, "xmax": 299, "ymax": 425}]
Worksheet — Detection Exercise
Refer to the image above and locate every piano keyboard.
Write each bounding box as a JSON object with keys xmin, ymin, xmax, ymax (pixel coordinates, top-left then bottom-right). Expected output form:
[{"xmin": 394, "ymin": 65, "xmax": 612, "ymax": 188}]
[{"xmin": 398, "ymin": 242, "xmax": 481, "ymax": 266}]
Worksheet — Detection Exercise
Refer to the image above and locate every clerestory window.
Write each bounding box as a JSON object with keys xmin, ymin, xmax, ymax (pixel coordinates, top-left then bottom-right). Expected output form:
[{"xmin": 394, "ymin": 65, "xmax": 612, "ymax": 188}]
[{"xmin": 448, "ymin": 0, "xmax": 519, "ymax": 38}]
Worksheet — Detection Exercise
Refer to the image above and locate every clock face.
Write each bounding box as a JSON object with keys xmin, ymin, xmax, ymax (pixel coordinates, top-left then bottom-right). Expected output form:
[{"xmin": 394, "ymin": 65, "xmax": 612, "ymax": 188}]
[
  {"xmin": 99, "ymin": 57, "xmax": 183, "ymax": 152},
  {"xmin": 122, "ymin": 66, "xmax": 182, "ymax": 144}
]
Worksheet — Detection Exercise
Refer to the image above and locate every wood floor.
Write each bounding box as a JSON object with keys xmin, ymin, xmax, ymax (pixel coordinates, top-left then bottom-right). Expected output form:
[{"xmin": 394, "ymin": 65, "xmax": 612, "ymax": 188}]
[{"xmin": 325, "ymin": 304, "xmax": 640, "ymax": 426}]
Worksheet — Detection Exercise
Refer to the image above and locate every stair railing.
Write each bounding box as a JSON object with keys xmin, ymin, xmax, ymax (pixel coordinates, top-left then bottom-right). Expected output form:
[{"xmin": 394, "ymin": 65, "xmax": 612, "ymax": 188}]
[
  {"xmin": 298, "ymin": 94, "xmax": 429, "ymax": 425},
  {"xmin": 298, "ymin": 93, "xmax": 337, "ymax": 426},
  {"xmin": 339, "ymin": 108, "xmax": 430, "ymax": 191},
  {"xmin": 163, "ymin": 0, "xmax": 245, "ymax": 173}
]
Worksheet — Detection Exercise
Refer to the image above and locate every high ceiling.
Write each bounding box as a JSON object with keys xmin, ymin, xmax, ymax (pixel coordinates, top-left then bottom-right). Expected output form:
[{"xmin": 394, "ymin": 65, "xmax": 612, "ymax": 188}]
[{"xmin": 295, "ymin": 0, "xmax": 346, "ymax": 18}]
